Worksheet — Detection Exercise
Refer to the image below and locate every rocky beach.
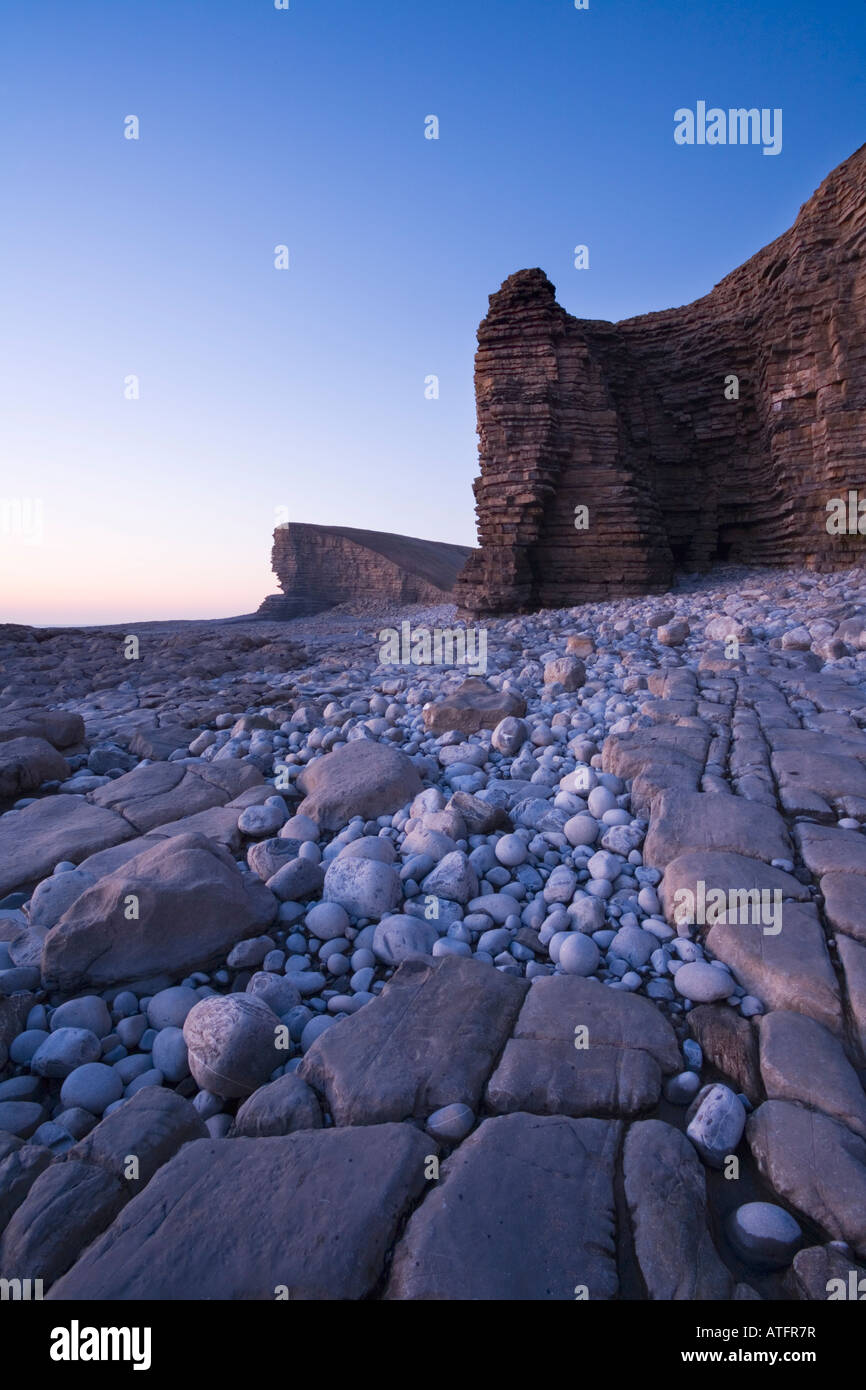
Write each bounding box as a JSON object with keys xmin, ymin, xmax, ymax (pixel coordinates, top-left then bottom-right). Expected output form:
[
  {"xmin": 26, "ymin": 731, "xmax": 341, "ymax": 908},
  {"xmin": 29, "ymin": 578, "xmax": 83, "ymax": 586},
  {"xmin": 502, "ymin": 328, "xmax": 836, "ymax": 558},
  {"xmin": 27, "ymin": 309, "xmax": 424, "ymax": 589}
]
[{"xmin": 2, "ymin": 564, "xmax": 866, "ymax": 1300}]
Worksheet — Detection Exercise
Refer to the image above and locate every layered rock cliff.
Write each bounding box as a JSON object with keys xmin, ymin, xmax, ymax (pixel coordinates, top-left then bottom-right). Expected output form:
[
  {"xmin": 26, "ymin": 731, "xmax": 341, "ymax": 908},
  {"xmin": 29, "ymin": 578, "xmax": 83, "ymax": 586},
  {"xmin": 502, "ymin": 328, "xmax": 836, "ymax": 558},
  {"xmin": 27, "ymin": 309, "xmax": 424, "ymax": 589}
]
[
  {"xmin": 259, "ymin": 523, "xmax": 472, "ymax": 618},
  {"xmin": 456, "ymin": 143, "xmax": 866, "ymax": 616}
]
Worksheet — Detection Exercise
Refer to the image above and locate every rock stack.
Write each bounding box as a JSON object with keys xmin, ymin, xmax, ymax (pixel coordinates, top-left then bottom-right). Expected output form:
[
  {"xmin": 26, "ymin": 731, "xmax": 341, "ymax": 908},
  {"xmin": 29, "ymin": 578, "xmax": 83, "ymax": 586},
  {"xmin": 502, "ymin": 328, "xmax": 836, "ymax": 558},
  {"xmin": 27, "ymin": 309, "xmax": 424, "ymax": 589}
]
[{"xmin": 456, "ymin": 143, "xmax": 866, "ymax": 616}]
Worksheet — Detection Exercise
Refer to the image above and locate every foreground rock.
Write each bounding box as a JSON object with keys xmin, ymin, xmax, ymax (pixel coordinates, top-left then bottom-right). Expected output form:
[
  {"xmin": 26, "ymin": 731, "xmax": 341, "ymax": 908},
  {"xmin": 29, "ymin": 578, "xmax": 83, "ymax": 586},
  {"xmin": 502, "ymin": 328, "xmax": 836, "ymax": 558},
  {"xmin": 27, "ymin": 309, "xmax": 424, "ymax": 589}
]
[
  {"xmin": 299, "ymin": 955, "xmax": 527, "ymax": 1125},
  {"xmin": 624, "ymin": 1120, "xmax": 734, "ymax": 1299},
  {"xmin": 386, "ymin": 1113, "xmax": 620, "ymax": 1300},
  {"xmin": 0, "ymin": 737, "xmax": 69, "ymax": 799},
  {"xmin": 49, "ymin": 1126, "xmax": 432, "ymax": 1300}
]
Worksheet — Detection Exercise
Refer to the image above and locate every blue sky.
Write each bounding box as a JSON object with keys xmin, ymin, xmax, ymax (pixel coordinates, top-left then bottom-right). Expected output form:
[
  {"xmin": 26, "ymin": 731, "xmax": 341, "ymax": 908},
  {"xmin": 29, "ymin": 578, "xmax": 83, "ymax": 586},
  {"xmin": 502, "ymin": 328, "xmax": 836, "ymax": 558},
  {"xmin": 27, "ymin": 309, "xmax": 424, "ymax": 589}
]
[{"xmin": 2, "ymin": 0, "xmax": 864, "ymax": 622}]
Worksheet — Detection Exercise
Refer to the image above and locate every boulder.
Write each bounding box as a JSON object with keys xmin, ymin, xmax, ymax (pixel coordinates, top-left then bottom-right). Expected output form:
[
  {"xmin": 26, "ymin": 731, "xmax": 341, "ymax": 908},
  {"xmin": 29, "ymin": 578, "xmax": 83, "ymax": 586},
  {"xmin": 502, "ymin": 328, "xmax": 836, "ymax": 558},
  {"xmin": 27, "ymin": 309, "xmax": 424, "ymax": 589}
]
[
  {"xmin": 323, "ymin": 856, "xmax": 402, "ymax": 921},
  {"xmin": 0, "ymin": 737, "xmax": 69, "ymax": 798},
  {"xmin": 0, "ymin": 1160, "xmax": 126, "ymax": 1289},
  {"xmin": 70, "ymin": 1086, "xmax": 207, "ymax": 1196},
  {"xmin": 687, "ymin": 1005, "xmax": 762, "ymax": 1101},
  {"xmin": 422, "ymin": 679, "xmax": 526, "ymax": 736},
  {"xmin": 296, "ymin": 740, "xmax": 422, "ymax": 831},
  {"xmin": 229, "ymin": 1073, "xmax": 322, "ymax": 1138},
  {"xmin": 183, "ymin": 994, "xmax": 281, "ymax": 1099}
]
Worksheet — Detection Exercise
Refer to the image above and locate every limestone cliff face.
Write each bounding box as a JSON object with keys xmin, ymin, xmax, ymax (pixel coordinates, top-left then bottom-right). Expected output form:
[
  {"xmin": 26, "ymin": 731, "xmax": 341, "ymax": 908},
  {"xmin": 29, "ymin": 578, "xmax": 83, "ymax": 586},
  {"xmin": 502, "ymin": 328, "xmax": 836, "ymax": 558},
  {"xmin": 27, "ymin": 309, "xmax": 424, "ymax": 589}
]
[
  {"xmin": 456, "ymin": 143, "xmax": 866, "ymax": 616},
  {"xmin": 259, "ymin": 524, "xmax": 472, "ymax": 618}
]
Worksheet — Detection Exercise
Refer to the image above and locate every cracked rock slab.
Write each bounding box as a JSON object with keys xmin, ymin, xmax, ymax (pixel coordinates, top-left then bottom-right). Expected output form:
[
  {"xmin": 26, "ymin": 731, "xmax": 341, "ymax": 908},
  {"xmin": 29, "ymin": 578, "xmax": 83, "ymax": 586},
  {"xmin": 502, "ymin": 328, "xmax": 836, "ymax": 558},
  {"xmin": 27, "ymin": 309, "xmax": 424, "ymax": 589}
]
[
  {"xmin": 48, "ymin": 1126, "xmax": 432, "ymax": 1300},
  {"xmin": 69, "ymin": 1086, "xmax": 208, "ymax": 1196},
  {"xmin": 87, "ymin": 761, "xmax": 262, "ymax": 834},
  {"xmin": 624, "ymin": 1119, "xmax": 734, "ymax": 1299},
  {"xmin": 706, "ymin": 902, "xmax": 843, "ymax": 1036},
  {"xmin": 0, "ymin": 796, "xmax": 134, "ymax": 899},
  {"xmin": 0, "ymin": 1160, "xmax": 127, "ymax": 1289},
  {"xmin": 485, "ymin": 974, "xmax": 679, "ymax": 1119},
  {"xmin": 643, "ymin": 791, "xmax": 791, "ymax": 870},
  {"xmin": 758, "ymin": 1009, "xmax": 866, "ymax": 1141},
  {"xmin": 795, "ymin": 822, "xmax": 866, "ymax": 879},
  {"xmin": 298, "ymin": 954, "xmax": 528, "ymax": 1126},
  {"xmin": 836, "ymin": 933, "xmax": 866, "ymax": 1060},
  {"xmin": 747, "ymin": 1100, "xmax": 866, "ymax": 1259},
  {"xmin": 659, "ymin": 851, "xmax": 810, "ymax": 927},
  {"xmin": 687, "ymin": 1005, "xmax": 762, "ymax": 1102},
  {"xmin": 385, "ymin": 1113, "xmax": 621, "ymax": 1301},
  {"xmin": 821, "ymin": 872, "xmax": 866, "ymax": 946}
]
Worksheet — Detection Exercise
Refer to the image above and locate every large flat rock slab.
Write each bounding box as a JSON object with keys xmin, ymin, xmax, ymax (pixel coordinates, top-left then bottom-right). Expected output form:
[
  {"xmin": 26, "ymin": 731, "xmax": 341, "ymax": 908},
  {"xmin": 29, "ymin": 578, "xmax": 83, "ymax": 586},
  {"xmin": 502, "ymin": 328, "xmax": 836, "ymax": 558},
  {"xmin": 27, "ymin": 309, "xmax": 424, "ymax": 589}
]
[
  {"xmin": 299, "ymin": 955, "xmax": 527, "ymax": 1125},
  {"xmin": 0, "ymin": 796, "xmax": 134, "ymax": 898},
  {"xmin": 602, "ymin": 726, "xmax": 709, "ymax": 815},
  {"xmin": 88, "ymin": 761, "xmax": 262, "ymax": 834},
  {"xmin": 643, "ymin": 791, "xmax": 790, "ymax": 870},
  {"xmin": 659, "ymin": 851, "xmax": 810, "ymax": 928},
  {"xmin": 821, "ymin": 872, "xmax": 866, "ymax": 945},
  {"xmin": 624, "ymin": 1119, "xmax": 734, "ymax": 1299},
  {"xmin": 771, "ymin": 748, "xmax": 866, "ymax": 811},
  {"xmin": 49, "ymin": 1125, "xmax": 432, "ymax": 1300},
  {"xmin": 42, "ymin": 832, "xmax": 277, "ymax": 991},
  {"xmin": 706, "ymin": 902, "xmax": 842, "ymax": 1035},
  {"xmin": 758, "ymin": 1010, "xmax": 866, "ymax": 1141},
  {"xmin": 747, "ymin": 1100, "xmax": 866, "ymax": 1259},
  {"xmin": 795, "ymin": 822, "xmax": 866, "ymax": 879},
  {"xmin": 385, "ymin": 1113, "xmax": 621, "ymax": 1301},
  {"xmin": 769, "ymin": 727, "xmax": 866, "ymax": 763},
  {"xmin": 485, "ymin": 975, "xmax": 680, "ymax": 1119},
  {"xmin": 296, "ymin": 739, "xmax": 423, "ymax": 831}
]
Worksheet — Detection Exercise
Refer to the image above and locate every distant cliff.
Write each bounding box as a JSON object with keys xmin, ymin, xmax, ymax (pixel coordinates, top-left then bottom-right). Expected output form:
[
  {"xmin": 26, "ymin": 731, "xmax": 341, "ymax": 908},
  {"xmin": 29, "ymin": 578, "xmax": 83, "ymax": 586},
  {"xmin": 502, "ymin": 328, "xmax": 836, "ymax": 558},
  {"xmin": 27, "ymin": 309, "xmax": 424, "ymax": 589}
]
[{"xmin": 258, "ymin": 523, "xmax": 472, "ymax": 618}]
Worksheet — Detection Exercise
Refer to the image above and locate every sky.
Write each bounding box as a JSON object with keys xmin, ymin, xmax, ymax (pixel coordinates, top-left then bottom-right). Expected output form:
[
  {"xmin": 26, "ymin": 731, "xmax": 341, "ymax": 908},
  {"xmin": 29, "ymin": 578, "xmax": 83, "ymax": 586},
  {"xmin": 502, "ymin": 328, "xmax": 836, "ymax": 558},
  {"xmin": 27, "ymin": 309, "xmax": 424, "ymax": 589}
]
[{"xmin": 1, "ymin": 0, "xmax": 864, "ymax": 624}]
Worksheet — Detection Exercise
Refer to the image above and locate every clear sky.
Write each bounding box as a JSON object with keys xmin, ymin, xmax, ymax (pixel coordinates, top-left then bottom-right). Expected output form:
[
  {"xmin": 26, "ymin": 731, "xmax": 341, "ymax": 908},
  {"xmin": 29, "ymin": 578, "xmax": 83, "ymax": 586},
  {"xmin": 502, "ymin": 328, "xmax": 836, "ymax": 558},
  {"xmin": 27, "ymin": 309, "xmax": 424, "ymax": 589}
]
[{"xmin": 2, "ymin": 0, "xmax": 864, "ymax": 624}]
